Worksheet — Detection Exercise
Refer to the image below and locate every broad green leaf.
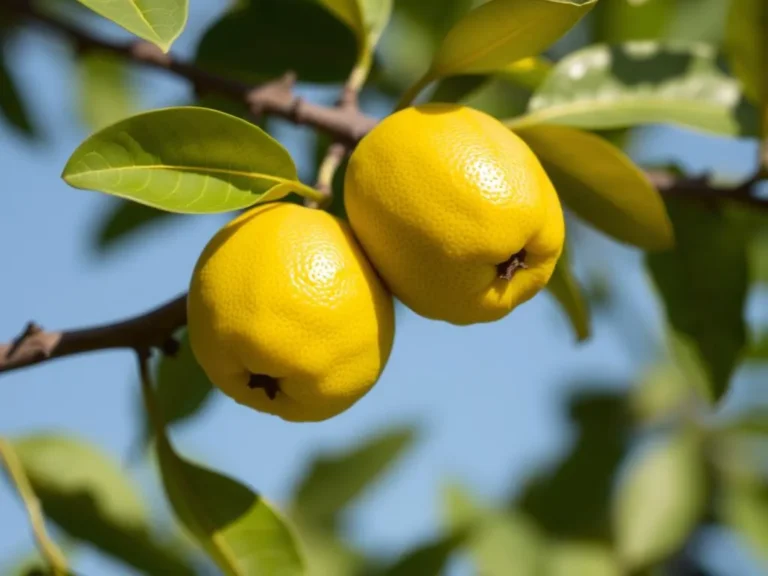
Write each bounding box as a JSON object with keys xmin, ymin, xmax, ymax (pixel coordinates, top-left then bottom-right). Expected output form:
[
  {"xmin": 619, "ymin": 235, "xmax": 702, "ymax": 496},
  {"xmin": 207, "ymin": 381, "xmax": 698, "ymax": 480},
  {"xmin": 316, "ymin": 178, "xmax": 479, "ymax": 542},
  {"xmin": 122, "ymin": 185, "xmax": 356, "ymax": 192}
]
[
  {"xmin": 517, "ymin": 390, "xmax": 631, "ymax": 541},
  {"xmin": 0, "ymin": 48, "xmax": 35, "ymax": 137},
  {"xmin": 93, "ymin": 199, "xmax": 180, "ymax": 251},
  {"xmin": 377, "ymin": 532, "xmax": 467, "ymax": 576},
  {"xmin": 11, "ymin": 434, "xmax": 194, "ymax": 575},
  {"xmin": 291, "ymin": 515, "xmax": 366, "ymax": 576},
  {"xmin": 509, "ymin": 43, "xmax": 758, "ymax": 137},
  {"xmin": 292, "ymin": 427, "xmax": 416, "ymax": 528},
  {"xmin": 613, "ymin": 428, "xmax": 706, "ymax": 570},
  {"xmin": 726, "ymin": 0, "xmax": 767, "ymax": 129},
  {"xmin": 62, "ymin": 107, "xmax": 321, "ymax": 214},
  {"xmin": 515, "ymin": 124, "xmax": 673, "ymax": 250},
  {"xmin": 430, "ymin": 0, "xmax": 596, "ymax": 77},
  {"xmin": 157, "ymin": 436, "xmax": 305, "ymax": 576},
  {"xmin": 74, "ymin": 0, "xmax": 187, "ymax": 52},
  {"xmin": 591, "ymin": 0, "xmax": 670, "ymax": 43},
  {"xmin": 78, "ymin": 50, "xmax": 136, "ymax": 131},
  {"xmin": 400, "ymin": 0, "xmax": 596, "ymax": 105},
  {"xmin": 316, "ymin": 0, "xmax": 364, "ymax": 34},
  {"xmin": 141, "ymin": 330, "xmax": 213, "ymax": 444},
  {"xmin": 547, "ymin": 245, "xmax": 590, "ymax": 342},
  {"xmin": 196, "ymin": 0, "xmax": 356, "ymax": 84},
  {"xmin": 647, "ymin": 200, "xmax": 749, "ymax": 402},
  {"xmin": 545, "ymin": 542, "xmax": 620, "ymax": 576},
  {"xmin": 442, "ymin": 484, "xmax": 540, "ymax": 576}
]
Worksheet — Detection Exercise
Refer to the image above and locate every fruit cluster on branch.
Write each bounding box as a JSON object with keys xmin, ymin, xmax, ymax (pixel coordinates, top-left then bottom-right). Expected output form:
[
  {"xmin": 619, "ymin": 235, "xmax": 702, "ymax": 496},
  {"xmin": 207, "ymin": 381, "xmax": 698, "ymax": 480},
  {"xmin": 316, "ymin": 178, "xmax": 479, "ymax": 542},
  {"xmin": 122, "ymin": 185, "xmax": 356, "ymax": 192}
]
[{"xmin": 1, "ymin": 2, "xmax": 767, "ymax": 377}]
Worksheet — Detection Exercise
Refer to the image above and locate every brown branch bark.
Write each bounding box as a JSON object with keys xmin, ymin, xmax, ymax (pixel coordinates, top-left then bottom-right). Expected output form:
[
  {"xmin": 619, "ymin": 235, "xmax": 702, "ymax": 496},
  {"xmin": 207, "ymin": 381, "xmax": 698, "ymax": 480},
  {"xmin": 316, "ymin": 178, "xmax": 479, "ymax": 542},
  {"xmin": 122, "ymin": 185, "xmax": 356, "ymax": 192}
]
[{"xmin": 2, "ymin": 3, "xmax": 768, "ymax": 377}]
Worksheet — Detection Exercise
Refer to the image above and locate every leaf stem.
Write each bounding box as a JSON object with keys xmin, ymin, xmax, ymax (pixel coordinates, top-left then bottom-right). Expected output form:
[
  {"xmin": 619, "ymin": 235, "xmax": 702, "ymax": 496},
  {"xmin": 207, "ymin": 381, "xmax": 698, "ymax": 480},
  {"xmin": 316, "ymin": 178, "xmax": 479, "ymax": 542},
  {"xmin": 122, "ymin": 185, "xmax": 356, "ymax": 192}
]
[
  {"xmin": 0, "ymin": 438, "xmax": 69, "ymax": 576},
  {"xmin": 394, "ymin": 73, "xmax": 433, "ymax": 111}
]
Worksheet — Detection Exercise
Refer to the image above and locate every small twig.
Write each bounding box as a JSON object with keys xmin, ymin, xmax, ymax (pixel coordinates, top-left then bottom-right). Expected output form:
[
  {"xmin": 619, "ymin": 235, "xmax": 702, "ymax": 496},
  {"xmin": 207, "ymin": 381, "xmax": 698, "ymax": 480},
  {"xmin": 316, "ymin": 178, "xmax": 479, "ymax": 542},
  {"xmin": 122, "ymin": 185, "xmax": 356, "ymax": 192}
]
[
  {"xmin": 0, "ymin": 438, "xmax": 69, "ymax": 576},
  {"xmin": 646, "ymin": 170, "xmax": 768, "ymax": 211},
  {"xmin": 0, "ymin": 295, "xmax": 186, "ymax": 373}
]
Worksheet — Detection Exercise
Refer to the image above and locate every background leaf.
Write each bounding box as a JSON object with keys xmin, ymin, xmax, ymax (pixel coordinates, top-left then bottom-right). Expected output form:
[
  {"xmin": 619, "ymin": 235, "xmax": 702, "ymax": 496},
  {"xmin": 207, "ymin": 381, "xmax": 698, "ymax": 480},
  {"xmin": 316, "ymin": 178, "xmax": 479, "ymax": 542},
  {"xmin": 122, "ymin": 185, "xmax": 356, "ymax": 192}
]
[
  {"xmin": 428, "ymin": 0, "xmax": 597, "ymax": 78},
  {"xmin": 157, "ymin": 436, "xmax": 305, "ymax": 576},
  {"xmin": 511, "ymin": 42, "xmax": 757, "ymax": 137},
  {"xmin": 11, "ymin": 434, "xmax": 193, "ymax": 575},
  {"xmin": 613, "ymin": 428, "xmax": 706, "ymax": 570},
  {"xmin": 196, "ymin": 0, "xmax": 357, "ymax": 84},
  {"xmin": 515, "ymin": 124, "xmax": 673, "ymax": 250},
  {"xmin": 74, "ymin": 0, "xmax": 187, "ymax": 52},
  {"xmin": 647, "ymin": 199, "xmax": 749, "ymax": 402},
  {"xmin": 591, "ymin": 0, "xmax": 670, "ymax": 43},
  {"xmin": 545, "ymin": 542, "xmax": 619, "ymax": 576},
  {"xmin": 546, "ymin": 245, "xmax": 590, "ymax": 342},
  {"xmin": 376, "ymin": 532, "xmax": 467, "ymax": 576},
  {"xmin": 92, "ymin": 199, "xmax": 181, "ymax": 252},
  {"xmin": 77, "ymin": 50, "xmax": 136, "ymax": 131},
  {"xmin": 442, "ymin": 483, "xmax": 540, "ymax": 576},
  {"xmin": 0, "ymin": 47, "xmax": 35, "ymax": 137},
  {"xmin": 63, "ymin": 107, "xmax": 314, "ymax": 214},
  {"xmin": 292, "ymin": 427, "xmax": 416, "ymax": 529},
  {"xmin": 725, "ymin": 0, "xmax": 766, "ymax": 107}
]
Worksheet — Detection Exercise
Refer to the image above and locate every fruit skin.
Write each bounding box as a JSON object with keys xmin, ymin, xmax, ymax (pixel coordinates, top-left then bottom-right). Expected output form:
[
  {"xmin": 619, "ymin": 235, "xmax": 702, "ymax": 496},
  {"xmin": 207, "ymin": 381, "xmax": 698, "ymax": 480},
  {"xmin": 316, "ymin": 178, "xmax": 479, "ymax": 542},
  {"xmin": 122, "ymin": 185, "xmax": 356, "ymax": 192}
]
[
  {"xmin": 187, "ymin": 203, "xmax": 395, "ymax": 423},
  {"xmin": 344, "ymin": 103, "xmax": 565, "ymax": 325}
]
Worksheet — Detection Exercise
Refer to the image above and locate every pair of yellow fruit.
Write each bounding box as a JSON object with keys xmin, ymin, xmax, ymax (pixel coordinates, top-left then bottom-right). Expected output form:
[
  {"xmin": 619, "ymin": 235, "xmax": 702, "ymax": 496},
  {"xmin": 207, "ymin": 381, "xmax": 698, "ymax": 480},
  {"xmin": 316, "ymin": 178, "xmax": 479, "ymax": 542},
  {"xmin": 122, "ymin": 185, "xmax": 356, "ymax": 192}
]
[{"xmin": 187, "ymin": 104, "xmax": 565, "ymax": 422}]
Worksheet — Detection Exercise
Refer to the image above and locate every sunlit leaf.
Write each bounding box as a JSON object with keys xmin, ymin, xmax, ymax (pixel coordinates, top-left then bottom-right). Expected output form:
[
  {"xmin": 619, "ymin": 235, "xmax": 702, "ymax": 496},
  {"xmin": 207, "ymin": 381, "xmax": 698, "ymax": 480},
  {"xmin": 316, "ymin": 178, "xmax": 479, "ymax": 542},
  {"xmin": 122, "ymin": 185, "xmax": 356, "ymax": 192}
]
[
  {"xmin": 74, "ymin": 0, "xmax": 188, "ymax": 52},
  {"xmin": 196, "ymin": 0, "xmax": 356, "ymax": 84},
  {"xmin": 498, "ymin": 57, "xmax": 553, "ymax": 91},
  {"xmin": 509, "ymin": 43, "xmax": 758, "ymax": 137},
  {"xmin": 442, "ymin": 483, "xmax": 540, "ymax": 576},
  {"xmin": 515, "ymin": 124, "xmax": 673, "ymax": 250},
  {"xmin": 0, "ymin": 48, "xmax": 35, "ymax": 137},
  {"xmin": 631, "ymin": 363, "xmax": 692, "ymax": 425},
  {"xmin": 292, "ymin": 427, "xmax": 416, "ymax": 529},
  {"xmin": 400, "ymin": 0, "xmax": 596, "ymax": 105},
  {"xmin": 63, "ymin": 107, "xmax": 320, "ymax": 214},
  {"xmin": 291, "ymin": 515, "xmax": 366, "ymax": 576},
  {"xmin": 11, "ymin": 434, "xmax": 194, "ymax": 575},
  {"xmin": 78, "ymin": 50, "xmax": 136, "ymax": 131},
  {"xmin": 725, "ymin": 0, "xmax": 767, "ymax": 131},
  {"xmin": 157, "ymin": 435, "xmax": 305, "ymax": 576},
  {"xmin": 614, "ymin": 428, "xmax": 706, "ymax": 570},
  {"xmin": 647, "ymin": 200, "xmax": 749, "ymax": 402},
  {"xmin": 546, "ymin": 245, "xmax": 590, "ymax": 342}
]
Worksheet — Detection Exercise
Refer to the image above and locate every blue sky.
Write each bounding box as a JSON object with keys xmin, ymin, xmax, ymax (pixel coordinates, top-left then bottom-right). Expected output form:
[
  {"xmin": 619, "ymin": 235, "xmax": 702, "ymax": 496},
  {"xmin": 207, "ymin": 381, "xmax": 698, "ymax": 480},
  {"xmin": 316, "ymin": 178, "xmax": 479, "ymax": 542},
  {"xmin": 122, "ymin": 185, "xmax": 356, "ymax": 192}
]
[{"xmin": 1, "ymin": 2, "xmax": 766, "ymax": 575}]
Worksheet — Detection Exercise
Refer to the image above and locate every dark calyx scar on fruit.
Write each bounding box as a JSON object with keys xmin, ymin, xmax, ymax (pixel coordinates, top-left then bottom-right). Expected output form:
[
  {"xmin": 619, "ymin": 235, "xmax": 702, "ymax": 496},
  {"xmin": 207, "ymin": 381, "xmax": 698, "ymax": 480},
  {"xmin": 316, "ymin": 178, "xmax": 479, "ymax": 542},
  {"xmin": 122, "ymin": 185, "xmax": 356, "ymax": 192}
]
[
  {"xmin": 497, "ymin": 249, "xmax": 528, "ymax": 281},
  {"xmin": 248, "ymin": 373, "xmax": 281, "ymax": 400}
]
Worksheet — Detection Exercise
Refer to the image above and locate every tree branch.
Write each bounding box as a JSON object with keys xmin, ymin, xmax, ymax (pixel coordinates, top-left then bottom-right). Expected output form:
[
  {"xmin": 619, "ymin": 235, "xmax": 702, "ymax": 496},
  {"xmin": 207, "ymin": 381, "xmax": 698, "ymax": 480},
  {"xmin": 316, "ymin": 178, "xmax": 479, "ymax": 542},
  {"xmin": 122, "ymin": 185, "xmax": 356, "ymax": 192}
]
[{"xmin": 2, "ymin": 4, "xmax": 768, "ymax": 378}]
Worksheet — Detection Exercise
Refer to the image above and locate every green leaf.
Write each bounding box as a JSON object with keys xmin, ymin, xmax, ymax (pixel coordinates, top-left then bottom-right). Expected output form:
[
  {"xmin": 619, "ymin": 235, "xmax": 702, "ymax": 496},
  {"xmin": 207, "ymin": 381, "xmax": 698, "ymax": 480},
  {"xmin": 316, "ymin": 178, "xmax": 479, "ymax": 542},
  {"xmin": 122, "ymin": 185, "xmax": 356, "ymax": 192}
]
[
  {"xmin": 545, "ymin": 542, "xmax": 620, "ymax": 576},
  {"xmin": 631, "ymin": 363, "xmax": 693, "ymax": 425},
  {"xmin": 517, "ymin": 390, "xmax": 631, "ymax": 541},
  {"xmin": 74, "ymin": 0, "xmax": 188, "ymax": 52},
  {"xmin": 442, "ymin": 484, "xmax": 540, "ymax": 576},
  {"xmin": 721, "ymin": 410, "xmax": 768, "ymax": 436},
  {"xmin": 725, "ymin": 0, "xmax": 767, "ymax": 131},
  {"xmin": 157, "ymin": 435, "xmax": 305, "ymax": 576},
  {"xmin": 196, "ymin": 0, "xmax": 357, "ymax": 84},
  {"xmin": 316, "ymin": 0, "xmax": 364, "ymax": 34},
  {"xmin": 290, "ymin": 515, "xmax": 366, "ymax": 576},
  {"xmin": 591, "ymin": 0, "xmax": 670, "ymax": 43},
  {"xmin": 78, "ymin": 50, "xmax": 136, "ymax": 131},
  {"xmin": 509, "ymin": 43, "xmax": 758, "ymax": 137},
  {"xmin": 0, "ymin": 48, "xmax": 35, "ymax": 137},
  {"xmin": 647, "ymin": 199, "xmax": 750, "ymax": 402},
  {"xmin": 514, "ymin": 124, "xmax": 673, "ymax": 250},
  {"xmin": 721, "ymin": 472, "xmax": 768, "ymax": 562},
  {"xmin": 400, "ymin": 0, "xmax": 596, "ymax": 105},
  {"xmin": 546, "ymin": 245, "xmax": 590, "ymax": 342},
  {"xmin": 745, "ymin": 332, "xmax": 768, "ymax": 361},
  {"xmin": 498, "ymin": 57, "xmax": 553, "ymax": 91},
  {"xmin": 377, "ymin": 532, "xmax": 467, "ymax": 576},
  {"xmin": 292, "ymin": 427, "xmax": 416, "ymax": 529},
  {"xmin": 62, "ymin": 107, "xmax": 321, "ymax": 214},
  {"xmin": 11, "ymin": 434, "xmax": 194, "ymax": 575},
  {"xmin": 93, "ymin": 199, "xmax": 179, "ymax": 251},
  {"xmin": 141, "ymin": 330, "xmax": 213, "ymax": 444},
  {"xmin": 613, "ymin": 428, "xmax": 706, "ymax": 570}
]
